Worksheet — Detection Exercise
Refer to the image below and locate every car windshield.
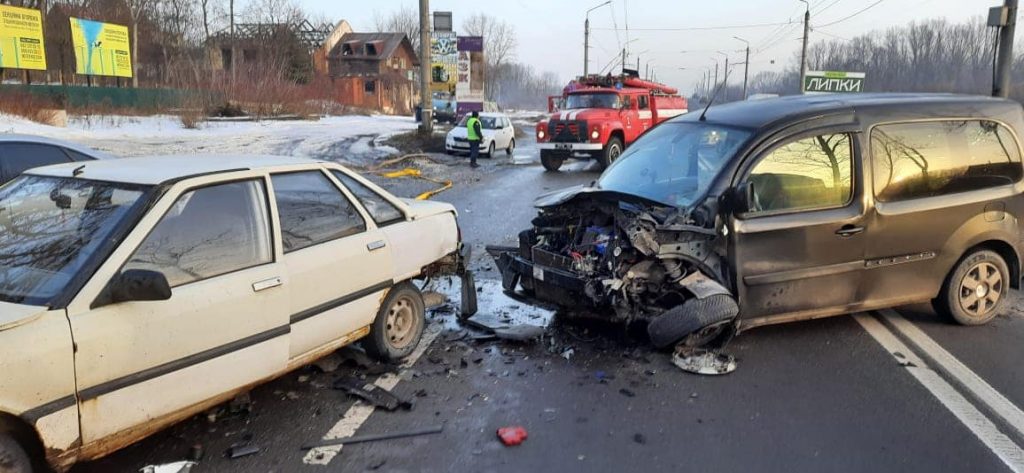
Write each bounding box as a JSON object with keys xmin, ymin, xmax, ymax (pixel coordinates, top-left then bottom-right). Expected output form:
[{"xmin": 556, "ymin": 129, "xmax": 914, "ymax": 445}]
[
  {"xmin": 565, "ymin": 93, "xmax": 620, "ymax": 110},
  {"xmin": 597, "ymin": 122, "xmax": 752, "ymax": 207},
  {"xmin": 457, "ymin": 116, "xmax": 500, "ymax": 129},
  {"xmin": 0, "ymin": 175, "xmax": 148, "ymax": 306}
]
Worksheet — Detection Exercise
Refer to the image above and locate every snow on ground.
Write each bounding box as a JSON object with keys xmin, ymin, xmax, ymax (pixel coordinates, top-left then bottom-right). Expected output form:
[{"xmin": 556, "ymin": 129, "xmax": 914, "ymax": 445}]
[{"xmin": 0, "ymin": 113, "xmax": 418, "ymax": 166}]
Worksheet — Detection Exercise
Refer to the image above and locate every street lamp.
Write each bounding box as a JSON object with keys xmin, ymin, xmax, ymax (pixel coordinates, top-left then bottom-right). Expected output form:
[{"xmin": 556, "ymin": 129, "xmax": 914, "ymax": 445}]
[
  {"xmin": 733, "ymin": 36, "xmax": 750, "ymax": 99},
  {"xmin": 584, "ymin": 1, "xmax": 612, "ymax": 77}
]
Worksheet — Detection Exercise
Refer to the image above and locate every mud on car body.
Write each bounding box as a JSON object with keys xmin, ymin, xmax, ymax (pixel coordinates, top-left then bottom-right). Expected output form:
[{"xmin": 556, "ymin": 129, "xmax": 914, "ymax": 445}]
[{"xmin": 491, "ymin": 93, "xmax": 1024, "ymax": 349}]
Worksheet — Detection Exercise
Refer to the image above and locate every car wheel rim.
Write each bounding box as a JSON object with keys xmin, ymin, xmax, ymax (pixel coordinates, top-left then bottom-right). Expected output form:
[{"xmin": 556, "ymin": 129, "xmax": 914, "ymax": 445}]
[
  {"xmin": 609, "ymin": 144, "xmax": 621, "ymax": 162},
  {"xmin": 959, "ymin": 262, "xmax": 1002, "ymax": 317},
  {"xmin": 385, "ymin": 296, "xmax": 418, "ymax": 349}
]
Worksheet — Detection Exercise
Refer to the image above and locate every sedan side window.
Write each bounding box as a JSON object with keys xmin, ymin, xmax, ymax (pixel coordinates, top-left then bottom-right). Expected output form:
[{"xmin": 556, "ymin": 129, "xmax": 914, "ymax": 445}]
[
  {"xmin": 272, "ymin": 171, "xmax": 367, "ymax": 253},
  {"xmin": 124, "ymin": 180, "xmax": 273, "ymax": 287},
  {"xmin": 330, "ymin": 170, "xmax": 404, "ymax": 225},
  {"xmin": 747, "ymin": 134, "xmax": 853, "ymax": 214}
]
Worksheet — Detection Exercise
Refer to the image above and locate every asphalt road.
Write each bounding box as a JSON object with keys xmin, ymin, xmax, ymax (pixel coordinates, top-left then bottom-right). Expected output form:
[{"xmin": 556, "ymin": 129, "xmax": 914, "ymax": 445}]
[{"xmin": 71, "ymin": 135, "xmax": 1024, "ymax": 473}]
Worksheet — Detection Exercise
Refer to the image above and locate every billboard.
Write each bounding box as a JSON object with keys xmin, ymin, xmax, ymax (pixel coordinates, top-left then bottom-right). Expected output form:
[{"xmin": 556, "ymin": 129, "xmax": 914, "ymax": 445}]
[
  {"xmin": 803, "ymin": 70, "xmax": 865, "ymax": 94},
  {"xmin": 70, "ymin": 17, "xmax": 132, "ymax": 78},
  {"xmin": 0, "ymin": 5, "xmax": 47, "ymax": 70},
  {"xmin": 456, "ymin": 36, "xmax": 484, "ymax": 115},
  {"xmin": 430, "ymin": 31, "xmax": 457, "ymax": 93}
]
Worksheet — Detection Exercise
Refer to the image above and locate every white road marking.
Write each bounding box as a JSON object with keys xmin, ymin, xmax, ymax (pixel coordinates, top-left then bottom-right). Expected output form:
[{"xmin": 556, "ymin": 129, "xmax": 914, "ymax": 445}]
[
  {"xmin": 302, "ymin": 325, "xmax": 442, "ymax": 465},
  {"xmin": 880, "ymin": 308, "xmax": 1024, "ymax": 440},
  {"xmin": 854, "ymin": 313, "xmax": 1024, "ymax": 472}
]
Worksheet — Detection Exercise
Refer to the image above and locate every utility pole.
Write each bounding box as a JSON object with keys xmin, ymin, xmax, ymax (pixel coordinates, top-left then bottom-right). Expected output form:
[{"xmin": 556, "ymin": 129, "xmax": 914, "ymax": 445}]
[
  {"xmin": 418, "ymin": 0, "xmax": 432, "ymax": 132},
  {"xmin": 621, "ymin": 48, "xmax": 626, "ymax": 73},
  {"xmin": 799, "ymin": 0, "xmax": 810, "ymax": 93},
  {"xmin": 645, "ymin": 63, "xmax": 649, "ymax": 80},
  {"xmin": 723, "ymin": 56, "xmax": 729, "ymax": 101},
  {"xmin": 993, "ymin": 0, "xmax": 1018, "ymax": 97},
  {"xmin": 584, "ymin": 2, "xmax": 611, "ymax": 77},
  {"xmin": 713, "ymin": 62, "xmax": 718, "ymax": 93},
  {"xmin": 734, "ymin": 36, "xmax": 750, "ymax": 100}
]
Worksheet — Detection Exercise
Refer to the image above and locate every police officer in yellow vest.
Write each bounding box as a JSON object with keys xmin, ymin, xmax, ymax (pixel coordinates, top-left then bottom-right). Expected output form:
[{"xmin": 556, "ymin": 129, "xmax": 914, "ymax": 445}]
[{"xmin": 466, "ymin": 111, "xmax": 483, "ymax": 168}]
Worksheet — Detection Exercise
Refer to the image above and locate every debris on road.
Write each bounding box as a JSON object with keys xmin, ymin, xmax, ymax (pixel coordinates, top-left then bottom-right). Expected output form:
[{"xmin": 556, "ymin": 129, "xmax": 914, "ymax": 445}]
[
  {"xmin": 301, "ymin": 425, "xmax": 445, "ymax": 450},
  {"xmin": 497, "ymin": 426, "xmax": 529, "ymax": 446},
  {"xmin": 187, "ymin": 444, "xmax": 204, "ymax": 462},
  {"xmin": 226, "ymin": 444, "xmax": 260, "ymax": 459},
  {"xmin": 671, "ymin": 347, "xmax": 737, "ymax": 375},
  {"xmin": 140, "ymin": 461, "xmax": 196, "ymax": 473},
  {"xmin": 333, "ymin": 376, "xmax": 412, "ymax": 411}
]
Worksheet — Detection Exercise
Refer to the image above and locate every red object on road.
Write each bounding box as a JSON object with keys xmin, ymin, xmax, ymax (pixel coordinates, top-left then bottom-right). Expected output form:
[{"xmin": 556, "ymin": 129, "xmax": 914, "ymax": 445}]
[{"xmin": 497, "ymin": 426, "xmax": 528, "ymax": 446}]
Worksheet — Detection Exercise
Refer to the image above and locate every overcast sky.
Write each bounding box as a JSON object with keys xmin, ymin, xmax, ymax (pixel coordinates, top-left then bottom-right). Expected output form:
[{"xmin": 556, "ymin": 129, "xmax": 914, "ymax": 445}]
[{"xmin": 301, "ymin": 0, "xmax": 985, "ymax": 91}]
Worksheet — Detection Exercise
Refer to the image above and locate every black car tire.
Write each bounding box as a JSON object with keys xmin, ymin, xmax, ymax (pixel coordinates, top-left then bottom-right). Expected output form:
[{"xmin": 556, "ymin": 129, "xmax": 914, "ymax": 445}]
[
  {"xmin": 597, "ymin": 136, "xmax": 623, "ymax": 169},
  {"xmin": 485, "ymin": 142, "xmax": 495, "ymax": 158},
  {"xmin": 0, "ymin": 434, "xmax": 31, "ymax": 473},
  {"xmin": 364, "ymin": 283, "xmax": 426, "ymax": 361},
  {"xmin": 507, "ymin": 138, "xmax": 515, "ymax": 156},
  {"xmin": 934, "ymin": 249, "xmax": 1009, "ymax": 326},
  {"xmin": 540, "ymin": 150, "xmax": 563, "ymax": 172},
  {"xmin": 647, "ymin": 295, "xmax": 739, "ymax": 349}
]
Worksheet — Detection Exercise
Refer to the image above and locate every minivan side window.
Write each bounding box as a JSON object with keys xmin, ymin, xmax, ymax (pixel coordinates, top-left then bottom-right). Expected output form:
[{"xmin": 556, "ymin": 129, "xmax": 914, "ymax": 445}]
[
  {"xmin": 124, "ymin": 180, "xmax": 272, "ymax": 287},
  {"xmin": 271, "ymin": 171, "xmax": 367, "ymax": 253},
  {"xmin": 747, "ymin": 133, "xmax": 853, "ymax": 214},
  {"xmin": 872, "ymin": 120, "xmax": 1023, "ymax": 202},
  {"xmin": 330, "ymin": 170, "xmax": 404, "ymax": 225}
]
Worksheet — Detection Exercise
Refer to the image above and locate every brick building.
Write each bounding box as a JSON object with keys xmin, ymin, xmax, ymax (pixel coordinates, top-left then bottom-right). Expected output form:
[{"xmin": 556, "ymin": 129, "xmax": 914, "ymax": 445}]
[{"xmin": 328, "ymin": 32, "xmax": 419, "ymax": 115}]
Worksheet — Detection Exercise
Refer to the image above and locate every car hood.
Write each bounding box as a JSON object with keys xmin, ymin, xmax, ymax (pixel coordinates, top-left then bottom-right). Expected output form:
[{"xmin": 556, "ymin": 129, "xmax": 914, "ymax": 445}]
[
  {"xmin": 447, "ymin": 127, "xmax": 495, "ymax": 140},
  {"xmin": 551, "ymin": 108, "xmax": 618, "ymax": 122},
  {"xmin": 0, "ymin": 301, "xmax": 48, "ymax": 332},
  {"xmin": 399, "ymin": 198, "xmax": 457, "ymax": 219},
  {"xmin": 534, "ymin": 184, "xmax": 675, "ymax": 209}
]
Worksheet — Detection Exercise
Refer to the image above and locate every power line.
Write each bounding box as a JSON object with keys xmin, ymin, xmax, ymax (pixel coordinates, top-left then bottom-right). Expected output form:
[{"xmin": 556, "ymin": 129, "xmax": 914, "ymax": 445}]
[
  {"xmin": 815, "ymin": 0, "xmax": 886, "ymax": 28},
  {"xmin": 815, "ymin": 28, "xmax": 850, "ymax": 41},
  {"xmin": 816, "ymin": 0, "xmax": 844, "ymax": 15},
  {"xmin": 592, "ymin": 20, "xmax": 797, "ymax": 32}
]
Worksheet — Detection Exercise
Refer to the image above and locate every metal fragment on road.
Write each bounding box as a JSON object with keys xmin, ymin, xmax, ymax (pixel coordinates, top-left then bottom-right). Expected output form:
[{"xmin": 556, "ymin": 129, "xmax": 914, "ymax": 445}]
[
  {"xmin": 301, "ymin": 425, "xmax": 445, "ymax": 450},
  {"xmin": 333, "ymin": 376, "xmax": 412, "ymax": 411},
  {"xmin": 226, "ymin": 444, "xmax": 260, "ymax": 459},
  {"xmin": 671, "ymin": 347, "xmax": 737, "ymax": 375},
  {"xmin": 140, "ymin": 461, "xmax": 196, "ymax": 473}
]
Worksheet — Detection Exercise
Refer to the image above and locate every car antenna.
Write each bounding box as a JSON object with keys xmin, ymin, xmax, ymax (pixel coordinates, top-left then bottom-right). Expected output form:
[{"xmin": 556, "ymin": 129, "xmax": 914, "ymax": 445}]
[
  {"xmin": 699, "ymin": 69, "xmax": 729, "ymax": 122},
  {"xmin": 72, "ymin": 164, "xmax": 86, "ymax": 176}
]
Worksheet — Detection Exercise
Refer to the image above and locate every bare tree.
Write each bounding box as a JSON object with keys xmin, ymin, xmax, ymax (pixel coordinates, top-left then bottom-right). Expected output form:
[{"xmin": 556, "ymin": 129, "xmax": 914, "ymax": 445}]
[
  {"xmin": 125, "ymin": 0, "xmax": 156, "ymax": 87},
  {"xmin": 461, "ymin": 13, "xmax": 516, "ymax": 70},
  {"xmin": 242, "ymin": 0, "xmax": 302, "ymax": 25},
  {"xmin": 373, "ymin": 5, "xmax": 419, "ymax": 53}
]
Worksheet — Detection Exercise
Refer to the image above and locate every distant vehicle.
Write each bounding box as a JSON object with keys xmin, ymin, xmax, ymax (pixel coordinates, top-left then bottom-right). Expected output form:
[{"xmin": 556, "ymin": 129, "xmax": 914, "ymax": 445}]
[
  {"xmin": 536, "ymin": 74, "xmax": 688, "ymax": 171},
  {"xmin": 0, "ymin": 155, "xmax": 475, "ymax": 471},
  {"xmin": 432, "ymin": 93, "xmax": 457, "ymax": 124},
  {"xmin": 492, "ymin": 93, "xmax": 1024, "ymax": 349},
  {"xmin": 445, "ymin": 112, "xmax": 516, "ymax": 157},
  {"xmin": 0, "ymin": 134, "xmax": 111, "ymax": 185}
]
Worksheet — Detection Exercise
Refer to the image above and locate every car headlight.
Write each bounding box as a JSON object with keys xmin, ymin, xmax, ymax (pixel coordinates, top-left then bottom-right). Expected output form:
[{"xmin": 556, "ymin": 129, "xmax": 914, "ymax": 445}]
[
  {"xmin": 591, "ymin": 130, "xmax": 600, "ymax": 139},
  {"xmin": 538, "ymin": 130, "xmax": 546, "ymax": 139}
]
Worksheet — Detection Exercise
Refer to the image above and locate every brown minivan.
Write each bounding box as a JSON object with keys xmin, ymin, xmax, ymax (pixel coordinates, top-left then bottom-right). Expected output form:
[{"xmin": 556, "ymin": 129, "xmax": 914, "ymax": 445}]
[{"xmin": 490, "ymin": 93, "xmax": 1024, "ymax": 348}]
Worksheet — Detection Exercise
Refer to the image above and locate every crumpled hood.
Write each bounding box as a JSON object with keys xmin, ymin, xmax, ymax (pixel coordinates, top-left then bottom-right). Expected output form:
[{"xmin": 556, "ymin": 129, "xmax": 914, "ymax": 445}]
[
  {"xmin": 533, "ymin": 184, "xmax": 674, "ymax": 209},
  {"xmin": 0, "ymin": 301, "xmax": 48, "ymax": 331}
]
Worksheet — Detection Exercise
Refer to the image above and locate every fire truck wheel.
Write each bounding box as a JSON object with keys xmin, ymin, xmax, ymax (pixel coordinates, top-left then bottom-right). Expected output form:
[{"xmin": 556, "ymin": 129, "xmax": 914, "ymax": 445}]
[
  {"xmin": 598, "ymin": 137, "xmax": 623, "ymax": 169},
  {"xmin": 540, "ymin": 151, "xmax": 563, "ymax": 172}
]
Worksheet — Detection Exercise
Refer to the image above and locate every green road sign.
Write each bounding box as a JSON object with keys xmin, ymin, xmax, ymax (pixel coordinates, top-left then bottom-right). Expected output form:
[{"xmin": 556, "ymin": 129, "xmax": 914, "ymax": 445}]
[{"xmin": 803, "ymin": 70, "xmax": 866, "ymax": 94}]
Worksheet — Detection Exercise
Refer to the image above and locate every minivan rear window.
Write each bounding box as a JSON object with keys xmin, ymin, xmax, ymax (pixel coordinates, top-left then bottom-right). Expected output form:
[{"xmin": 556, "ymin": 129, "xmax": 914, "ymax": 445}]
[{"xmin": 871, "ymin": 120, "xmax": 1023, "ymax": 202}]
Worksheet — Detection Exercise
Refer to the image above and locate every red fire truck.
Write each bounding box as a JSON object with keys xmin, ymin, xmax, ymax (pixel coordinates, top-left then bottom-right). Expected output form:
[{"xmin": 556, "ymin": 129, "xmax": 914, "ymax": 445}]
[{"xmin": 537, "ymin": 75, "xmax": 688, "ymax": 171}]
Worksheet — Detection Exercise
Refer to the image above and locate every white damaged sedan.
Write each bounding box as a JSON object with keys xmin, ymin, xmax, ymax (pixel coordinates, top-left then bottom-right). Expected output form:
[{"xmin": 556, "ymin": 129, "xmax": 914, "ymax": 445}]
[{"xmin": 0, "ymin": 155, "xmax": 475, "ymax": 471}]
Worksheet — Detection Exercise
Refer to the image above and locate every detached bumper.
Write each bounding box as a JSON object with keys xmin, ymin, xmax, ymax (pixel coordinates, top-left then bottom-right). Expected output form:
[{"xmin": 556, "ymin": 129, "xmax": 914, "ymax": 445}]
[
  {"xmin": 537, "ymin": 142, "xmax": 603, "ymax": 151},
  {"xmin": 487, "ymin": 246, "xmax": 590, "ymax": 307}
]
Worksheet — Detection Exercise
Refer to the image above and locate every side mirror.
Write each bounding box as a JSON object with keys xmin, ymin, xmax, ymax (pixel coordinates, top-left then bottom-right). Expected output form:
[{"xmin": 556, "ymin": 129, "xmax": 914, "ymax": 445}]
[
  {"xmin": 93, "ymin": 269, "xmax": 172, "ymax": 308},
  {"xmin": 731, "ymin": 182, "xmax": 756, "ymax": 213}
]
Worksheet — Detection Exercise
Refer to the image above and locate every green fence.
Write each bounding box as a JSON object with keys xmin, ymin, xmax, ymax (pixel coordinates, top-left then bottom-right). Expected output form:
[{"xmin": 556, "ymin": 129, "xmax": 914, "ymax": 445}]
[{"xmin": 0, "ymin": 84, "xmax": 221, "ymax": 110}]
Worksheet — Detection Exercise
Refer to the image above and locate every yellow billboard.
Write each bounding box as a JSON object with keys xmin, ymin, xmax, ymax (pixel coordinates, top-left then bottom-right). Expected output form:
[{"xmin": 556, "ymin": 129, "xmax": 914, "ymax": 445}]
[
  {"xmin": 0, "ymin": 5, "xmax": 47, "ymax": 71},
  {"xmin": 70, "ymin": 17, "xmax": 132, "ymax": 78}
]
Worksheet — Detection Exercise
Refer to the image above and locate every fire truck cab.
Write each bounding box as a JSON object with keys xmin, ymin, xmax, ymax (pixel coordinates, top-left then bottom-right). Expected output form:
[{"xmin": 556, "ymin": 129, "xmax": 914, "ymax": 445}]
[{"xmin": 537, "ymin": 75, "xmax": 688, "ymax": 171}]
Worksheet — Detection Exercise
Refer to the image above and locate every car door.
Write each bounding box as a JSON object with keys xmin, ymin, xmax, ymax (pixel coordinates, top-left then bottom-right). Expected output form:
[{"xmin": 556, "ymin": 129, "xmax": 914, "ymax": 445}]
[
  {"xmin": 729, "ymin": 131, "xmax": 867, "ymax": 324},
  {"xmin": 68, "ymin": 174, "xmax": 290, "ymax": 444},
  {"xmin": 862, "ymin": 119, "xmax": 1024, "ymax": 307},
  {"xmin": 0, "ymin": 142, "xmax": 74, "ymax": 184},
  {"xmin": 269, "ymin": 168, "xmax": 395, "ymax": 360}
]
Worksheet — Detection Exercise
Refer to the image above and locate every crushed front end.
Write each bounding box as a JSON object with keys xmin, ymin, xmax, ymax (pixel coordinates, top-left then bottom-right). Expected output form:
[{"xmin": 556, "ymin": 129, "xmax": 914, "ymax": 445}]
[{"xmin": 487, "ymin": 190, "xmax": 739, "ymax": 348}]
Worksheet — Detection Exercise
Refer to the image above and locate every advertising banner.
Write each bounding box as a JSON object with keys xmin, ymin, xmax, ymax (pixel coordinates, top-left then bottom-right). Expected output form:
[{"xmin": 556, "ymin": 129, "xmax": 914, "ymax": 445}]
[
  {"xmin": 0, "ymin": 5, "xmax": 47, "ymax": 70},
  {"xmin": 70, "ymin": 17, "xmax": 133, "ymax": 78},
  {"xmin": 430, "ymin": 31, "xmax": 457, "ymax": 93},
  {"xmin": 803, "ymin": 70, "xmax": 865, "ymax": 94},
  {"xmin": 456, "ymin": 35, "xmax": 484, "ymax": 115}
]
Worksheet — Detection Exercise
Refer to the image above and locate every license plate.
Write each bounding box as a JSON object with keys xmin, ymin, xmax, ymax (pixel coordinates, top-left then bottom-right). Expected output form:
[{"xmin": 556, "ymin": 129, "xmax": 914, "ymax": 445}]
[
  {"xmin": 532, "ymin": 266, "xmax": 545, "ymax": 281},
  {"xmin": 554, "ymin": 143, "xmax": 572, "ymax": 150}
]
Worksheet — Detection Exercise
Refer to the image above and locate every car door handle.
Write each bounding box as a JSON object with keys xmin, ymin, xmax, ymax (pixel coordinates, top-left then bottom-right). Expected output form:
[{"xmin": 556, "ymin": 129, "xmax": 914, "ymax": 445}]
[
  {"xmin": 252, "ymin": 277, "xmax": 282, "ymax": 292},
  {"xmin": 835, "ymin": 225, "xmax": 864, "ymax": 237},
  {"xmin": 367, "ymin": 240, "xmax": 387, "ymax": 251}
]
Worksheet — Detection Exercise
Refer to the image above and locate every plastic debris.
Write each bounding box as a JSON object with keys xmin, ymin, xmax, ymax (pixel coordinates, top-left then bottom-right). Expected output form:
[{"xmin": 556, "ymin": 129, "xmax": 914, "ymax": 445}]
[
  {"xmin": 671, "ymin": 347, "xmax": 737, "ymax": 375},
  {"xmin": 497, "ymin": 426, "xmax": 528, "ymax": 446},
  {"xmin": 226, "ymin": 444, "xmax": 260, "ymax": 459},
  {"xmin": 302, "ymin": 425, "xmax": 444, "ymax": 450},
  {"xmin": 140, "ymin": 461, "xmax": 196, "ymax": 473},
  {"xmin": 333, "ymin": 376, "xmax": 412, "ymax": 411}
]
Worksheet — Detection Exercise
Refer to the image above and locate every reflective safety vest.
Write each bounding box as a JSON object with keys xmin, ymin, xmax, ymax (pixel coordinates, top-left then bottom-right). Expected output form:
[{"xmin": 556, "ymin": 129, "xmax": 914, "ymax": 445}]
[{"xmin": 466, "ymin": 117, "xmax": 481, "ymax": 141}]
